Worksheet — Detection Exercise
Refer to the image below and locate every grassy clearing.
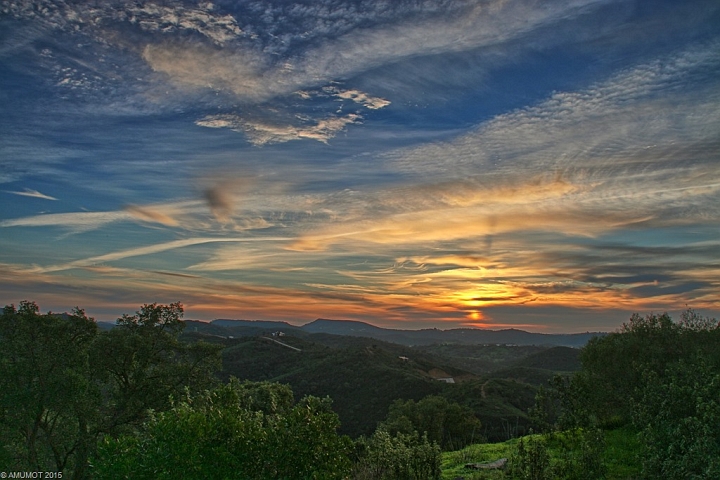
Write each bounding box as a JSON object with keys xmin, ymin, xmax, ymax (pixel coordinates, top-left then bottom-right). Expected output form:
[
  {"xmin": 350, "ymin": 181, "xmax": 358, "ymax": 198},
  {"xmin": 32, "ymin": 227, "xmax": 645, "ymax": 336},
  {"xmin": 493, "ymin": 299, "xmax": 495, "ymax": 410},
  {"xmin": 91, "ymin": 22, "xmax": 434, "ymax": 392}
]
[
  {"xmin": 441, "ymin": 439, "xmax": 516, "ymax": 479},
  {"xmin": 602, "ymin": 427, "xmax": 642, "ymax": 479},
  {"xmin": 441, "ymin": 427, "xmax": 642, "ymax": 479}
]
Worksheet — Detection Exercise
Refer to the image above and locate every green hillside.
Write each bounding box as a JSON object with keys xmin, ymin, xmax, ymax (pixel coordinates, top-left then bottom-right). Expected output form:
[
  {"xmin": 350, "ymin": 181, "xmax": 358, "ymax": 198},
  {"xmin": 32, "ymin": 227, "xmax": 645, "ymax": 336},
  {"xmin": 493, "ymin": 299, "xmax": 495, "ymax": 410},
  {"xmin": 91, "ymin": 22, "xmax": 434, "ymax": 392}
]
[
  {"xmin": 441, "ymin": 427, "xmax": 642, "ymax": 479},
  {"xmin": 511, "ymin": 346, "xmax": 581, "ymax": 372},
  {"xmin": 179, "ymin": 328, "xmax": 578, "ymax": 441},
  {"xmin": 217, "ymin": 334, "xmax": 469, "ymax": 437},
  {"xmin": 416, "ymin": 344, "xmax": 549, "ymax": 374}
]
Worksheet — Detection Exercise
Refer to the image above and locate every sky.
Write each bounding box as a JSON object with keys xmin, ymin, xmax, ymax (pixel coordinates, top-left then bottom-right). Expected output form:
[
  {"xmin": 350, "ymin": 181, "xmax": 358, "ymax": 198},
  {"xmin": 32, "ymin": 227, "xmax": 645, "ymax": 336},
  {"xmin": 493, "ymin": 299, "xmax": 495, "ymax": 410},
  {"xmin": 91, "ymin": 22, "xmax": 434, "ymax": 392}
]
[{"xmin": 1, "ymin": 0, "xmax": 719, "ymax": 332}]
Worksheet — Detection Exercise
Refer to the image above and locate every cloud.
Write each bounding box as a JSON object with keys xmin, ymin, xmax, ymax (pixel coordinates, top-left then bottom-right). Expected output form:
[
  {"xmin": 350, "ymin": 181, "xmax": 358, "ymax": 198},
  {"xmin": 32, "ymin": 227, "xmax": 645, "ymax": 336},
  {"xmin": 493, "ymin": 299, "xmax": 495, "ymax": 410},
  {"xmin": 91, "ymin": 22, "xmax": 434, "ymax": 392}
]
[
  {"xmin": 5, "ymin": 0, "xmax": 616, "ymax": 153},
  {"xmin": 5, "ymin": 188, "xmax": 58, "ymax": 200},
  {"xmin": 196, "ymin": 113, "xmax": 361, "ymax": 144},
  {"xmin": 3, "ymin": 0, "xmax": 720, "ymax": 332},
  {"xmin": 0, "ymin": 211, "xmax": 132, "ymax": 232},
  {"xmin": 331, "ymin": 88, "xmax": 390, "ymax": 109},
  {"xmin": 32, "ymin": 236, "xmax": 293, "ymax": 273},
  {"xmin": 141, "ymin": 0, "xmax": 613, "ymax": 103},
  {"xmin": 284, "ymin": 172, "xmax": 628, "ymax": 251},
  {"xmin": 142, "ymin": 42, "xmax": 269, "ymax": 99},
  {"xmin": 331, "ymin": 43, "xmax": 720, "ymax": 252},
  {"xmin": 1, "ymin": 199, "xmax": 219, "ymax": 233},
  {"xmin": 204, "ymin": 184, "xmax": 235, "ymax": 223},
  {"xmin": 4, "ymin": 0, "xmax": 244, "ymax": 46},
  {"xmin": 124, "ymin": 204, "xmax": 179, "ymax": 226},
  {"xmin": 122, "ymin": 2, "xmax": 243, "ymax": 45},
  {"xmin": 290, "ymin": 0, "xmax": 612, "ymax": 91},
  {"xmin": 386, "ymin": 41, "xmax": 720, "ymax": 176}
]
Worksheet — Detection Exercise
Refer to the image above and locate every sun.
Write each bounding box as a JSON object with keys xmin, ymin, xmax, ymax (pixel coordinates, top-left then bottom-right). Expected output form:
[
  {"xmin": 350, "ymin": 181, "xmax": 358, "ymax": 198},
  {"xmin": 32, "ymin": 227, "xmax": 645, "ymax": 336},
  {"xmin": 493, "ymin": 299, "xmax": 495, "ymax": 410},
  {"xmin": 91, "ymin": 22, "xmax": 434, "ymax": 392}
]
[{"xmin": 468, "ymin": 310, "xmax": 482, "ymax": 321}]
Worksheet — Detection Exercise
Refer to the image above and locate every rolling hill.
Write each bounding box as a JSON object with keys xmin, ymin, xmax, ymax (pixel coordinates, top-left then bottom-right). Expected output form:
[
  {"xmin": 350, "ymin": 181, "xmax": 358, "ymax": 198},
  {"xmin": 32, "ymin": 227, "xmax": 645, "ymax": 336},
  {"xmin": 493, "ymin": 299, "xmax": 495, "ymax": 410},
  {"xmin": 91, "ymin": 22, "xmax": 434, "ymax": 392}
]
[
  {"xmin": 180, "ymin": 318, "xmax": 593, "ymax": 441},
  {"xmin": 189, "ymin": 317, "xmax": 605, "ymax": 347}
]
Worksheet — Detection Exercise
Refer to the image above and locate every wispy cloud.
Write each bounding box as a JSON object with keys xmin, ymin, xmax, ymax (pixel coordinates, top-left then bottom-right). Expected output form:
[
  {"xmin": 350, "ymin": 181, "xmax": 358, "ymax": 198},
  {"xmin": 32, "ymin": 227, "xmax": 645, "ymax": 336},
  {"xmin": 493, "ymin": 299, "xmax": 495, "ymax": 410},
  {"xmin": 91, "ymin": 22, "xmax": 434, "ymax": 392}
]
[
  {"xmin": 331, "ymin": 88, "xmax": 391, "ymax": 110},
  {"xmin": 3, "ymin": 0, "xmax": 719, "ymax": 331},
  {"xmin": 386, "ymin": 41, "xmax": 720, "ymax": 175},
  {"xmin": 5, "ymin": 188, "xmax": 58, "ymax": 200},
  {"xmin": 0, "ymin": 211, "xmax": 132, "ymax": 232},
  {"xmin": 124, "ymin": 204, "xmax": 180, "ymax": 227},
  {"xmin": 32, "ymin": 237, "xmax": 292, "ymax": 273},
  {"xmin": 196, "ymin": 112, "xmax": 361, "ymax": 145},
  {"xmin": 142, "ymin": 42, "xmax": 268, "ymax": 99},
  {"xmin": 4, "ymin": 0, "xmax": 245, "ymax": 46},
  {"xmin": 0, "ymin": 201, "xmax": 206, "ymax": 233},
  {"xmin": 140, "ymin": 0, "xmax": 612, "ymax": 102},
  {"xmin": 123, "ymin": 2, "xmax": 243, "ymax": 45}
]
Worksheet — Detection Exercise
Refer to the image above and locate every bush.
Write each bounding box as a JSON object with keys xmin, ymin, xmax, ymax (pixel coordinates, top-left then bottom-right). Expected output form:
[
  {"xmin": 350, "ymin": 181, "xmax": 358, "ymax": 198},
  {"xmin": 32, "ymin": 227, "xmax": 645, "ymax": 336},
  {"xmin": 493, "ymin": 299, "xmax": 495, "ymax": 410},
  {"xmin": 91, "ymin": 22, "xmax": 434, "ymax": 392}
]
[
  {"xmin": 352, "ymin": 428, "xmax": 441, "ymax": 480},
  {"xmin": 506, "ymin": 435, "xmax": 550, "ymax": 480},
  {"xmin": 92, "ymin": 379, "xmax": 353, "ymax": 479},
  {"xmin": 635, "ymin": 357, "xmax": 720, "ymax": 479}
]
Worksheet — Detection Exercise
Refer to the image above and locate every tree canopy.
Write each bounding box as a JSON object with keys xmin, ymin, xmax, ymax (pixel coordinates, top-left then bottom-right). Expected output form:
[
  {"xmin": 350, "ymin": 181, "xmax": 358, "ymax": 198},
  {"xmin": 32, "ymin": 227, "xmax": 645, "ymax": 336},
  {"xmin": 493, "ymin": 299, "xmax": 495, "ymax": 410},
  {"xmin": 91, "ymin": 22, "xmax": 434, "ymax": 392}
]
[
  {"xmin": 93, "ymin": 379, "xmax": 354, "ymax": 479},
  {"xmin": 0, "ymin": 301, "xmax": 221, "ymax": 479},
  {"xmin": 548, "ymin": 309, "xmax": 720, "ymax": 479}
]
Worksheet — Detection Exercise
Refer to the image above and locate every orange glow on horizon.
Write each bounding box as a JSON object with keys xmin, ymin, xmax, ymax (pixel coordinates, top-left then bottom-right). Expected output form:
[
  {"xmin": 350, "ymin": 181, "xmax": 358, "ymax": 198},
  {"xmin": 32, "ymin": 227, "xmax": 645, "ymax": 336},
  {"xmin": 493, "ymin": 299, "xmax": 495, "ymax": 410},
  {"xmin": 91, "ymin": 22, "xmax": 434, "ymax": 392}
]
[{"xmin": 463, "ymin": 322, "xmax": 551, "ymax": 330}]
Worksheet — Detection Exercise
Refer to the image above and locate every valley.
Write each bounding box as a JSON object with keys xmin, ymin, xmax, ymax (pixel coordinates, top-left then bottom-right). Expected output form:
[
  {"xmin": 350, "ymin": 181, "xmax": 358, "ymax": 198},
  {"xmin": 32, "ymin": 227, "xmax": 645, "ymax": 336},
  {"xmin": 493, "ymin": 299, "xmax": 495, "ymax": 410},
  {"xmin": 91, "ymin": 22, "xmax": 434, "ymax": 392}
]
[{"xmin": 181, "ymin": 319, "xmax": 586, "ymax": 441}]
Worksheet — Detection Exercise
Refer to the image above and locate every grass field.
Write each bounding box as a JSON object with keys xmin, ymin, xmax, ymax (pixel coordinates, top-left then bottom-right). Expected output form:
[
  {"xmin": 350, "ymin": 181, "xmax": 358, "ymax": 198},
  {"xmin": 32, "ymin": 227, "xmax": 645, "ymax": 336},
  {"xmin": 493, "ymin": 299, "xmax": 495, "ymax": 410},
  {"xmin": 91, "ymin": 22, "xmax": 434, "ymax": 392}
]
[{"xmin": 441, "ymin": 427, "xmax": 642, "ymax": 479}]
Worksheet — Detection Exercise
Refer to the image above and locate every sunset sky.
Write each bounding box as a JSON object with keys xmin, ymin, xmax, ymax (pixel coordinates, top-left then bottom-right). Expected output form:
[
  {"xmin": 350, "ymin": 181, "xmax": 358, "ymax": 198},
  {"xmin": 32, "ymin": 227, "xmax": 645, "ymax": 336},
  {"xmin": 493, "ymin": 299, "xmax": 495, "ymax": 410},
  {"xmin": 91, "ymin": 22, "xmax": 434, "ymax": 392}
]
[{"xmin": 2, "ymin": 0, "xmax": 719, "ymax": 332}]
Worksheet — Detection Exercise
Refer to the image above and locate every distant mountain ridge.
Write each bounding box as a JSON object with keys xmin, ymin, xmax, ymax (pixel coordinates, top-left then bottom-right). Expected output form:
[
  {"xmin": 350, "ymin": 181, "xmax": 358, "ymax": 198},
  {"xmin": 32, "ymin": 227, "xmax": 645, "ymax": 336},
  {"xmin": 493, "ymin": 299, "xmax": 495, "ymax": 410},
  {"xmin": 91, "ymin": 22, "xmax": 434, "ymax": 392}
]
[
  {"xmin": 212, "ymin": 319, "xmax": 301, "ymax": 331},
  {"xmin": 302, "ymin": 318, "xmax": 386, "ymax": 334},
  {"xmin": 203, "ymin": 318, "xmax": 605, "ymax": 347}
]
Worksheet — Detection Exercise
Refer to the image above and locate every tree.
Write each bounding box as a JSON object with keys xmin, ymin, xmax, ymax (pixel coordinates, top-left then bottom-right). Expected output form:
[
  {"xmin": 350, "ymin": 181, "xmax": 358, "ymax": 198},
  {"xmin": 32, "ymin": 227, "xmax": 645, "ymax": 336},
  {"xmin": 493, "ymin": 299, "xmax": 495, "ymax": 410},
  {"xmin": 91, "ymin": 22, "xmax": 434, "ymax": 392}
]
[
  {"xmin": 561, "ymin": 309, "xmax": 719, "ymax": 479},
  {"xmin": 381, "ymin": 395, "xmax": 481, "ymax": 450},
  {"xmin": 507, "ymin": 435, "xmax": 551, "ymax": 480},
  {"xmin": 0, "ymin": 301, "xmax": 223, "ymax": 480},
  {"xmin": 635, "ymin": 356, "xmax": 720, "ymax": 479},
  {"xmin": 574, "ymin": 312, "xmax": 682, "ymax": 426},
  {"xmin": 93, "ymin": 379, "xmax": 354, "ymax": 479},
  {"xmin": 88, "ymin": 302, "xmax": 222, "ymax": 436},
  {"xmin": 0, "ymin": 302, "xmax": 98, "ymax": 477},
  {"xmin": 352, "ymin": 428, "xmax": 441, "ymax": 480}
]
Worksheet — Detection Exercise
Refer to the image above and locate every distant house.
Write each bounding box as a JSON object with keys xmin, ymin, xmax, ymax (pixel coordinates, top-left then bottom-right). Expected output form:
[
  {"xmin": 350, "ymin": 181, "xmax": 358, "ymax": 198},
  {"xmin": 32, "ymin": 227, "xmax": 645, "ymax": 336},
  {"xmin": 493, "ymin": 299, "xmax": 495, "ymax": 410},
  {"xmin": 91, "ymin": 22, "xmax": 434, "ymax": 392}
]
[
  {"xmin": 398, "ymin": 356, "xmax": 409, "ymax": 361},
  {"xmin": 436, "ymin": 377, "xmax": 455, "ymax": 384}
]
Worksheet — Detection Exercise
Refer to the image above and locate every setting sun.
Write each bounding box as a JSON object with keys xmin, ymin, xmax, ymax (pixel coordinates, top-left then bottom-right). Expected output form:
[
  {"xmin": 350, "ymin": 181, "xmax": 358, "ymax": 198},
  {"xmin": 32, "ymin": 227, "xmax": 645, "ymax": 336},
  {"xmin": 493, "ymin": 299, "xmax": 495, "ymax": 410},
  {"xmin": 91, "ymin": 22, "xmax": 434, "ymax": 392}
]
[{"xmin": 1, "ymin": 0, "xmax": 719, "ymax": 333}]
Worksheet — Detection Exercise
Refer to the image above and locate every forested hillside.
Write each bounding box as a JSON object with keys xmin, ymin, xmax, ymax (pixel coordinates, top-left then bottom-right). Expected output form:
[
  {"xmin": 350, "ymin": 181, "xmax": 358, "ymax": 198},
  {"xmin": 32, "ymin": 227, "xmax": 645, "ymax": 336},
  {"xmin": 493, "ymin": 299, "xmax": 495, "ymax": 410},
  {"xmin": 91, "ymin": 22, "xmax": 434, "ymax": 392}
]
[
  {"xmin": 191, "ymin": 317, "xmax": 603, "ymax": 347},
  {"xmin": 2, "ymin": 301, "xmax": 718, "ymax": 479},
  {"xmin": 180, "ymin": 326, "xmax": 583, "ymax": 441}
]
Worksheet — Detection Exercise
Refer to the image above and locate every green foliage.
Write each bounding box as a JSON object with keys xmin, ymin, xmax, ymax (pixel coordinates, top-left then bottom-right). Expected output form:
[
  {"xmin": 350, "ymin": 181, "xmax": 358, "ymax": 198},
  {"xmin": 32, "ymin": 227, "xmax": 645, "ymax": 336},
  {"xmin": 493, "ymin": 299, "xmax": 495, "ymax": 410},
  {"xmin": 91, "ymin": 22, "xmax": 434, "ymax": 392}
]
[
  {"xmin": 0, "ymin": 301, "xmax": 222, "ymax": 479},
  {"xmin": 92, "ymin": 378, "xmax": 353, "ymax": 479},
  {"xmin": 89, "ymin": 302, "xmax": 222, "ymax": 435},
  {"xmin": 511, "ymin": 347, "xmax": 582, "ymax": 373},
  {"xmin": 231, "ymin": 377, "xmax": 295, "ymax": 414},
  {"xmin": 0, "ymin": 301, "xmax": 98, "ymax": 476},
  {"xmin": 601, "ymin": 427, "xmax": 642, "ymax": 479},
  {"xmin": 505, "ymin": 429, "xmax": 605, "ymax": 480},
  {"xmin": 550, "ymin": 428, "xmax": 606, "ymax": 480},
  {"xmin": 635, "ymin": 357, "xmax": 720, "ymax": 479},
  {"xmin": 527, "ymin": 386, "xmax": 557, "ymax": 434},
  {"xmin": 416, "ymin": 345, "xmax": 550, "ymax": 375},
  {"xmin": 353, "ymin": 428, "xmax": 441, "ymax": 480},
  {"xmin": 441, "ymin": 426, "xmax": 640, "ymax": 480},
  {"xmin": 381, "ymin": 395, "xmax": 481, "ymax": 450},
  {"xmin": 566, "ymin": 310, "xmax": 719, "ymax": 428},
  {"xmin": 441, "ymin": 440, "xmax": 512, "ymax": 480},
  {"xmin": 221, "ymin": 337, "xmax": 446, "ymax": 438},
  {"xmin": 506, "ymin": 435, "xmax": 550, "ymax": 480},
  {"xmin": 219, "ymin": 332, "xmax": 578, "ymax": 444},
  {"xmin": 447, "ymin": 377, "xmax": 537, "ymax": 442},
  {"xmin": 561, "ymin": 308, "xmax": 720, "ymax": 479},
  {"xmin": 573, "ymin": 312, "xmax": 678, "ymax": 426}
]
